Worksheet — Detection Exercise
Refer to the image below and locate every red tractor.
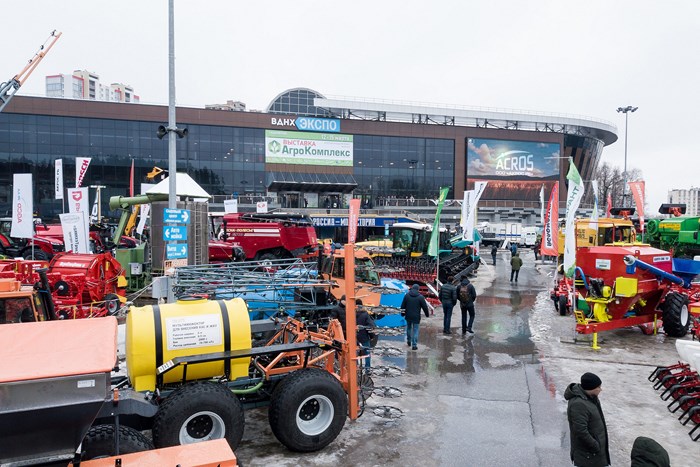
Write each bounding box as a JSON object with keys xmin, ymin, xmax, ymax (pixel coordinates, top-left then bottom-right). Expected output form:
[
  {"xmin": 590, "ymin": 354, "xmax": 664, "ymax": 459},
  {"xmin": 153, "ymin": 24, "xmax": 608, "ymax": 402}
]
[
  {"xmin": 571, "ymin": 244, "xmax": 700, "ymax": 339},
  {"xmin": 213, "ymin": 212, "xmax": 318, "ymax": 261},
  {"xmin": 0, "ymin": 218, "xmax": 65, "ymax": 261}
]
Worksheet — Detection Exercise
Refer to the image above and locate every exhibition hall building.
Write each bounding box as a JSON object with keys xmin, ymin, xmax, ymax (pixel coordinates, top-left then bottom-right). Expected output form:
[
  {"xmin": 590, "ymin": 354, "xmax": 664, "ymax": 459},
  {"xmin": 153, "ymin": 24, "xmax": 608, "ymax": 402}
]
[{"xmin": 0, "ymin": 88, "xmax": 617, "ymax": 219}]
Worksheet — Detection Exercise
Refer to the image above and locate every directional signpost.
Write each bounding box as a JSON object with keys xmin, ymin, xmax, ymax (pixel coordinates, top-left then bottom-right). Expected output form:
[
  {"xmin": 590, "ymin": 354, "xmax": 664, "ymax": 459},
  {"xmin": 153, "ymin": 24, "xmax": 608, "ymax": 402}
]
[
  {"xmin": 163, "ymin": 225, "xmax": 188, "ymax": 241},
  {"xmin": 164, "ymin": 208, "xmax": 191, "ymax": 224},
  {"xmin": 164, "ymin": 208, "xmax": 191, "ymax": 261},
  {"xmin": 166, "ymin": 243, "xmax": 188, "ymax": 259}
]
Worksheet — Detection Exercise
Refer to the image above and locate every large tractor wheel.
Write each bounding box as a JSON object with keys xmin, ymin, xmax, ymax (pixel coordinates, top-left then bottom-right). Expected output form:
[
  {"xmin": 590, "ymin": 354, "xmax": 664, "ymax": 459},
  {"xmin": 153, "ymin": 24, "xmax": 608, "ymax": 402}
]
[
  {"xmin": 82, "ymin": 424, "xmax": 153, "ymax": 459},
  {"xmin": 662, "ymin": 292, "xmax": 690, "ymax": 337},
  {"xmin": 268, "ymin": 368, "xmax": 347, "ymax": 452},
  {"xmin": 558, "ymin": 295, "xmax": 569, "ymax": 316},
  {"xmin": 152, "ymin": 381, "xmax": 245, "ymax": 450},
  {"xmin": 23, "ymin": 248, "xmax": 50, "ymax": 261}
]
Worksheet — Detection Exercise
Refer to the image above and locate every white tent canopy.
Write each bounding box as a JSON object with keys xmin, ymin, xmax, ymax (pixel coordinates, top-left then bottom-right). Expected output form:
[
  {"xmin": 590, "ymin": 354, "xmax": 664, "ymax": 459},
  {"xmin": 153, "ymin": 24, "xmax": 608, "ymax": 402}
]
[{"xmin": 145, "ymin": 173, "xmax": 211, "ymax": 199}]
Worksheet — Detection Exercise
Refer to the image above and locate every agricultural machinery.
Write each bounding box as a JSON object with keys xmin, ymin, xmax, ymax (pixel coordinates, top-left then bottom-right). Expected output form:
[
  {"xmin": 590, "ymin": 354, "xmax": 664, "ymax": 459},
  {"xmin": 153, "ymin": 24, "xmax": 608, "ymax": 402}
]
[
  {"xmin": 0, "ymin": 217, "xmax": 65, "ymax": 260},
  {"xmin": 0, "ymin": 252, "xmax": 127, "ymax": 321},
  {"xmin": 213, "ymin": 212, "xmax": 319, "ymax": 261},
  {"xmin": 0, "ymin": 291, "xmax": 367, "ymax": 463},
  {"xmin": 363, "ymin": 222, "xmax": 478, "ymax": 293},
  {"xmin": 551, "ymin": 215, "xmax": 638, "ymax": 316},
  {"xmin": 645, "ymin": 204, "xmax": 700, "ymax": 258},
  {"xmin": 570, "ymin": 244, "xmax": 700, "ymax": 345},
  {"xmin": 648, "ymin": 338, "xmax": 700, "ymax": 441}
]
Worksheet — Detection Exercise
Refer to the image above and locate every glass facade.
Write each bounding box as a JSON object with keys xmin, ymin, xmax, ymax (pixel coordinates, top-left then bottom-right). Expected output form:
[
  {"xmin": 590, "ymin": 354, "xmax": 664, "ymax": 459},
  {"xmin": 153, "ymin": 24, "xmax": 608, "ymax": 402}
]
[
  {"xmin": 0, "ymin": 112, "xmax": 455, "ymax": 219},
  {"xmin": 353, "ymin": 135, "xmax": 454, "ymax": 200}
]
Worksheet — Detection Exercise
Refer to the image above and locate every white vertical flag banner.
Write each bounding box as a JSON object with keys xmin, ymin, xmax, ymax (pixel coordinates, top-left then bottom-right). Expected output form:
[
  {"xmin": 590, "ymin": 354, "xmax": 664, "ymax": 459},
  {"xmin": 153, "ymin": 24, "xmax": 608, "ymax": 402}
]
[
  {"xmin": 75, "ymin": 157, "xmax": 92, "ymax": 187},
  {"xmin": 67, "ymin": 187, "xmax": 90, "ymax": 243},
  {"xmin": 463, "ymin": 182, "xmax": 488, "ymax": 242},
  {"xmin": 564, "ymin": 159, "xmax": 585, "ymax": 278},
  {"xmin": 55, "ymin": 159, "xmax": 64, "ymax": 200},
  {"xmin": 136, "ymin": 204, "xmax": 150, "ymax": 236},
  {"xmin": 589, "ymin": 180, "xmax": 599, "ymax": 231},
  {"xmin": 59, "ymin": 212, "xmax": 89, "ymax": 253},
  {"xmin": 460, "ymin": 190, "xmax": 473, "ymax": 236},
  {"xmin": 90, "ymin": 195, "xmax": 99, "ymax": 223},
  {"xmin": 11, "ymin": 174, "xmax": 34, "ymax": 239}
]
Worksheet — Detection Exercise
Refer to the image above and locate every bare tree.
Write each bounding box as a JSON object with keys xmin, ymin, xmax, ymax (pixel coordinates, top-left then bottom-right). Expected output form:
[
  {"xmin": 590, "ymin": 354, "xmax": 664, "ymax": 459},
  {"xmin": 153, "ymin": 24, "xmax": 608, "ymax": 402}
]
[{"xmin": 591, "ymin": 162, "xmax": 643, "ymax": 210}]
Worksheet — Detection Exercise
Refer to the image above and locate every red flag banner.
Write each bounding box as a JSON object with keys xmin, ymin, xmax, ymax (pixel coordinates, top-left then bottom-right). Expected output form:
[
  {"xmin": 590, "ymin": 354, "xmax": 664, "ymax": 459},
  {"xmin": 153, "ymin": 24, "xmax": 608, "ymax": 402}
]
[
  {"xmin": 629, "ymin": 181, "xmax": 645, "ymax": 232},
  {"xmin": 540, "ymin": 182, "xmax": 559, "ymax": 257},
  {"xmin": 348, "ymin": 198, "xmax": 361, "ymax": 244},
  {"xmin": 606, "ymin": 193, "xmax": 612, "ymax": 217}
]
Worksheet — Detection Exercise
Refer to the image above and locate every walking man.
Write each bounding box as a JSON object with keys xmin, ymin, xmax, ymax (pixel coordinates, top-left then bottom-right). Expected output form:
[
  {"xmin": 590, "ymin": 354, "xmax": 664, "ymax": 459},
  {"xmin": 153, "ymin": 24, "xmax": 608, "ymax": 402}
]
[
  {"xmin": 565, "ymin": 372, "xmax": 610, "ymax": 467},
  {"xmin": 510, "ymin": 252, "xmax": 523, "ymax": 282},
  {"xmin": 438, "ymin": 276, "xmax": 458, "ymax": 334},
  {"xmin": 457, "ymin": 277, "xmax": 477, "ymax": 334},
  {"xmin": 355, "ymin": 299, "xmax": 376, "ymax": 368},
  {"xmin": 401, "ymin": 284, "xmax": 430, "ymax": 350},
  {"xmin": 491, "ymin": 244, "xmax": 498, "ymax": 265}
]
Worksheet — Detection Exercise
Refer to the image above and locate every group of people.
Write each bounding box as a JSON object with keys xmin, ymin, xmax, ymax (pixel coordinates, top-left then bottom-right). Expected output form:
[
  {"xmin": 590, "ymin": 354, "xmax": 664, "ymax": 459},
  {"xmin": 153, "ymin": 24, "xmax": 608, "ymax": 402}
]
[
  {"xmin": 329, "ymin": 295, "xmax": 376, "ymax": 367},
  {"xmin": 566, "ymin": 372, "xmax": 670, "ymax": 466},
  {"xmin": 398, "ymin": 275, "xmax": 478, "ymax": 349}
]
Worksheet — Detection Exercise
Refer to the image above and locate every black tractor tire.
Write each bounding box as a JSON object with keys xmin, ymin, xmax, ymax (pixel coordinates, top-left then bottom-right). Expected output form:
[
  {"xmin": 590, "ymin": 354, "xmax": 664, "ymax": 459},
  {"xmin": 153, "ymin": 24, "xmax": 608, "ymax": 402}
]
[
  {"xmin": 22, "ymin": 248, "xmax": 50, "ymax": 261},
  {"xmin": 662, "ymin": 292, "xmax": 690, "ymax": 337},
  {"xmin": 82, "ymin": 424, "xmax": 153, "ymax": 459},
  {"xmin": 558, "ymin": 295, "xmax": 569, "ymax": 316},
  {"xmin": 152, "ymin": 381, "xmax": 245, "ymax": 450},
  {"xmin": 268, "ymin": 368, "xmax": 347, "ymax": 452},
  {"xmin": 104, "ymin": 293, "xmax": 121, "ymax": 315}
]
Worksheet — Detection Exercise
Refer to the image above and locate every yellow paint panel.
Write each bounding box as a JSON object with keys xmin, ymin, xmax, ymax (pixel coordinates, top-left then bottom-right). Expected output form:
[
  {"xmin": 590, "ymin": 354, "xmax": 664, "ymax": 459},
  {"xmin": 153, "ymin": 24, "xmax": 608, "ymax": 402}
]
[{"xmin": 615, "ymin": 277, "xmax": 638, "ymax": 298}]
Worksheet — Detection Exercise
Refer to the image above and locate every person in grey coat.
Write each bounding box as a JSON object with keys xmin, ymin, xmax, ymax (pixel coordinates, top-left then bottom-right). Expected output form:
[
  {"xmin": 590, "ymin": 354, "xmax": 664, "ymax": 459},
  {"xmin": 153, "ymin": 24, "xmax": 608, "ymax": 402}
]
[
  {"xmin": 401, "ymin": 284, "xmax": 430, "ymax": 350},
  {"xmin": 565, "ymin": 372, "xmax": 610, "ymax": 467},
  {"xmin": 438, "ymin": 275, "xmax": 458, "ymax": 334}
]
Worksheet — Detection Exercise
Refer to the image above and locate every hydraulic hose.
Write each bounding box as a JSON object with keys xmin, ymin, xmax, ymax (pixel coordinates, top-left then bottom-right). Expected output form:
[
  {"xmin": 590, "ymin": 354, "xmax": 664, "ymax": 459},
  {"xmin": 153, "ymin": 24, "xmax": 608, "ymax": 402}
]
[{"xmin": 623, "ymin": 255, "xmax": 687, "ymax": 288}]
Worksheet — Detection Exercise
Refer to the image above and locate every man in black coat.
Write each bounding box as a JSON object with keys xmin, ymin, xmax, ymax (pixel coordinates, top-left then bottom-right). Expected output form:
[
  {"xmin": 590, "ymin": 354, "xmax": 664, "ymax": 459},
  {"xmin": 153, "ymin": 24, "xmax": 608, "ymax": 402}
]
[
  {"xmin": 329, "ymin": 295, "xmax": 347, "ymax": 335},
  {"xmin": 438, "ymin": 275, "xmax": 458, "ymax": 334},
  {"xmin": 457, "ymin": 277, "xmax": 477, "ymax": 334},
  {"xmin": 401, "ymin": 284, "xmax": 430, "ymax": 350},
  {"xmin": 355, "ymin": 299, "xmax": 376, "ymax": 368},
  {"xmin": 565, "ymin": 372, "xmax": 610, "ymax": 467}
]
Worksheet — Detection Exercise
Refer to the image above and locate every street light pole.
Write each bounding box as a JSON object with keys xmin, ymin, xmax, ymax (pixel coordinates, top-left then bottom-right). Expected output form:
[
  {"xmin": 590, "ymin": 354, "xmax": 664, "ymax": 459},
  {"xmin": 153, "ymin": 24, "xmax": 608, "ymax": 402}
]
[{"xmin": 616, "ymin": 105, "xmax": 638, "ymax": 207}]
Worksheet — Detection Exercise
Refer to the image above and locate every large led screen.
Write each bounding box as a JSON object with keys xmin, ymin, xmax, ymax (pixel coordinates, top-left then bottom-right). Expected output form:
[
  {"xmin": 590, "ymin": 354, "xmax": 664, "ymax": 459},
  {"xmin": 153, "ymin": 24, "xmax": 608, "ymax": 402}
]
[
  {"xmin": 466, "ymin": 138, "xmax": 560, "ymax": 201},
  {"xmin": 265, "ymin": 130, "xmax": 353, "ymax": 166}
]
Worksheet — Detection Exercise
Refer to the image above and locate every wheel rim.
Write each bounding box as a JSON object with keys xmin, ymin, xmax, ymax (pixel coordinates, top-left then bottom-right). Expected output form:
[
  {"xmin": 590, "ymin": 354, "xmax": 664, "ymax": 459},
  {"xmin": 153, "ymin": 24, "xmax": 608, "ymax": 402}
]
[
  {"xmin": 296, "ymin": 395, "xmax": 334, "ymax": 436},
  {"xmin": 681, "ymin": 304, "xmax": 689, "ymax": 326},
  {"xmin": 179, "ymin": 411, "xmax": 226, "ymax": 444}
]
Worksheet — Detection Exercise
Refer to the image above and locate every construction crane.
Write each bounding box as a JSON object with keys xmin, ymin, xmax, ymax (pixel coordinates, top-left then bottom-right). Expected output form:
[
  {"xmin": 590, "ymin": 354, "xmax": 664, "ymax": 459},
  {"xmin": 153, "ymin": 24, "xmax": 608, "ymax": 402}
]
[{"xmin": 0, "ymin": 30, "xmax": 62, "ymax": 113}]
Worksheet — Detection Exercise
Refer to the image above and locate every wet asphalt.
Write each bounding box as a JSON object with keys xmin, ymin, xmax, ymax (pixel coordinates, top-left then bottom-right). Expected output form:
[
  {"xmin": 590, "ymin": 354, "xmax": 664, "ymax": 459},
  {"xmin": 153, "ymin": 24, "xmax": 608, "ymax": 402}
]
[{"xmin": 236, "ymin": 250, "xmax": 574, "ymax": 466}]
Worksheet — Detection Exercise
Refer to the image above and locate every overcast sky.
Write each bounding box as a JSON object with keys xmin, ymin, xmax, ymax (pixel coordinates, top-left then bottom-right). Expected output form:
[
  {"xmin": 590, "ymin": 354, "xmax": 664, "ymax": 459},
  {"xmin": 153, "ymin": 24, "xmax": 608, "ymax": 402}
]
[{"xmin": 7, "ymin": 1, "xmax": 700, "ymax": 212}]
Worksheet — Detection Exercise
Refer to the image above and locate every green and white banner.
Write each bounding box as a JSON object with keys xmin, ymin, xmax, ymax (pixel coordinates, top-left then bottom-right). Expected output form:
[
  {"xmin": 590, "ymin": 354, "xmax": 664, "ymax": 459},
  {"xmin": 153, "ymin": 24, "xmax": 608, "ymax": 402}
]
[
  {"xmin": 265, "ymin": 130, "xmax": 353, "ymax": 166},
  {"xmin": 564, "ymin": 159, "xmax": 585, "ymax": 278}
]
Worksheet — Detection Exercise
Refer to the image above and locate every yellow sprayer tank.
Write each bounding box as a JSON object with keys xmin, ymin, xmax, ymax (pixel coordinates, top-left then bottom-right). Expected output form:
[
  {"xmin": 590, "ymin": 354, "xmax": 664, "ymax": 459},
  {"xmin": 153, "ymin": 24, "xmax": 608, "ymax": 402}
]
[{"xmin": 126, "ymin": 298, "xmax": 251, "ymax": 392}]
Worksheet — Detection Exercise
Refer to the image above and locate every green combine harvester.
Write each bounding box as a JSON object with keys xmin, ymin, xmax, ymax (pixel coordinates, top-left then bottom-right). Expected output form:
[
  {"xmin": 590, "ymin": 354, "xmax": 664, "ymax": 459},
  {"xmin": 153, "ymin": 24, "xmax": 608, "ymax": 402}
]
[{"xmin": 645, "ymin": 204, "xmax": 700, "ymax": 258}]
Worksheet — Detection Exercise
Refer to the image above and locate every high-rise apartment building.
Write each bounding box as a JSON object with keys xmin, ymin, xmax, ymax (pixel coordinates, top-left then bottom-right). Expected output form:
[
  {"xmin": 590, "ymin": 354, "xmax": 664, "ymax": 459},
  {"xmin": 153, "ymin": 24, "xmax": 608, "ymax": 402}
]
[
  {"xmin": 668, "ymin": 188, "xmax": 700, "ymax": 216},
  {"xmin": 45, "ymin": 70, "xmax": 139, "ymax": 103}
]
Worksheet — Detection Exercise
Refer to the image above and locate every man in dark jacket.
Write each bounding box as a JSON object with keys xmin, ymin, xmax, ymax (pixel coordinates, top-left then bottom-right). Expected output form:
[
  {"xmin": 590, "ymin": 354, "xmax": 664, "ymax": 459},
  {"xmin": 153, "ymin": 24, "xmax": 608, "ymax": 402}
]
[
  {"xmin": 438, "ymin": 276, "xmax": 458, "ymax": 334},
  {"xmin": 329, "ymin": 295, "xmax": 347, "ymax": 335},
  {"xmin": 565, "ymin": 372, "xmax": 610, "ymax": 467},
  {"xmin": 457, "ymin": 277, "xmax": 477, "ymax": 334},
  {"xmin": 491, "ymin": 244, "xmax": 498, "ymax": 265},
  {"xmin": 355, "ymin": 299, "xmax": 376, "ymax": 368},
  {"xmin": 630, "ymin": 436, "xmax": 670, "ymax": 467},
  {"xmin": 401, "ymin": 284, "xmax": 430, "ymax": 350},
  {"xmin": 510, "ymin": 252, "xmax": 523, "ymax": 282}
]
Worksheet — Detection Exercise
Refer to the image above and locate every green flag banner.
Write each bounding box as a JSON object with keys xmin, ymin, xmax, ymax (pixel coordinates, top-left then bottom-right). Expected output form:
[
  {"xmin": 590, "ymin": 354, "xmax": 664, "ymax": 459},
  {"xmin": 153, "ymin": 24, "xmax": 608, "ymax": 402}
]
[
  {"xmin": 564, "ymin": 159, "xmax": 584, "ymax": 277},
  {"xmin": 428, "ymin": 187, "xmax": 450, "ymax": 257}
]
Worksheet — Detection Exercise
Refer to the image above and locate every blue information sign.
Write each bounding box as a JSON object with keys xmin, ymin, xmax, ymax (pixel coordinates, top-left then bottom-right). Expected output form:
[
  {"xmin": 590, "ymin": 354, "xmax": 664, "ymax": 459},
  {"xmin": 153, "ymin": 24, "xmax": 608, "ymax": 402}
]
[
  {"xmin": 295, "ymin": 117, "xmax": 341, "ymax": 133},
  {"xmin": 166, "ymin": 243, "xmax": 188, "ymax": 259},
  {"xmin": 163, "ymin": 225, "xmax": 188, "ymax": 241},
  {"xmin": 164, "ymin": 208, "xmax": 191, "ymax": 224}
]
